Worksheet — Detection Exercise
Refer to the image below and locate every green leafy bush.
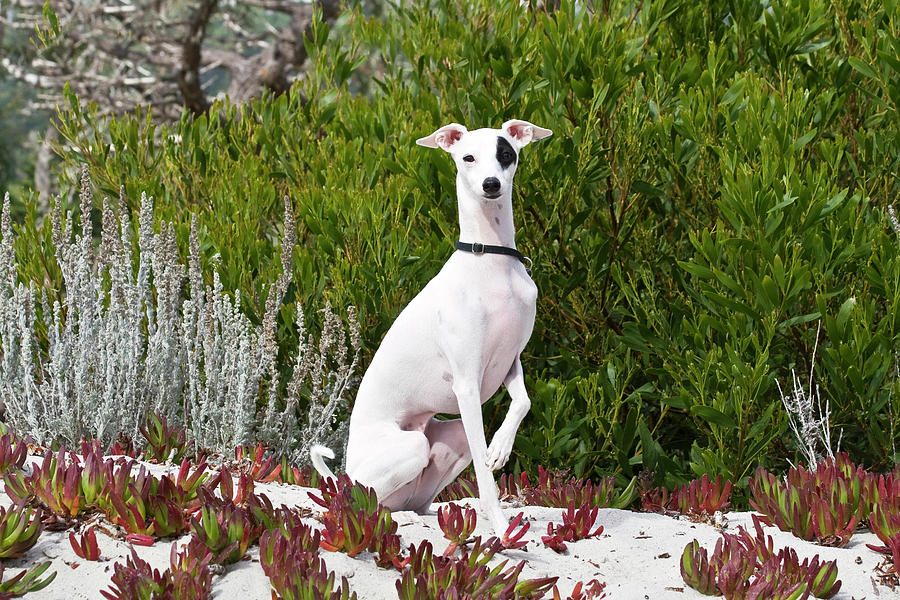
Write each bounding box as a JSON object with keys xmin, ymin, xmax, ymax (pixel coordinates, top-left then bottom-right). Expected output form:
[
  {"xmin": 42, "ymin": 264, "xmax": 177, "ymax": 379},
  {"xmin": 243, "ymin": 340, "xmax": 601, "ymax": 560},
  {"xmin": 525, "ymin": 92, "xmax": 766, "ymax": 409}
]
[{"xmin": 5, "ymin": 0, "xmax": 898, "ymax": 486}]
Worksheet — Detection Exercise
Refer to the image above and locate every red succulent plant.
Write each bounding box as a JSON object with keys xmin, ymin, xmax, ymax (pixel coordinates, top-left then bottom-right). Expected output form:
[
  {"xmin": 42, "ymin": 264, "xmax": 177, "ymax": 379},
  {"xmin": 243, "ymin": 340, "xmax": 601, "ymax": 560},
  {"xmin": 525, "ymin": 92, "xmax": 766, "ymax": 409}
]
[
  {"xmin": 500, "ymin": 511, "xmax": 531, "ymax": 551},
  {"xmin": 749, "ymin": 455, "xmax": 868, "ymax": 547},
  {"xmin": 0, "ymin": 433, "xmax": 27, "ymax": 473},
  {"xmin": 0, "ymin": 562, "xmax": 56, "ymax": 598},
  {"xmin": 139, "ymin": 412, "xmax": 189, "ymax": 463},
  {"xmin": 259, "ymin": 514, "xmax": 357, "ymax": 600},
  {"xmin": 309, "ymin": 475, "xmax": 401, "ymax": 564},
  {"xmin": 234, "ymin": 443, "xmax": 283, "ymax": 483},
  {"xmin": 437, "ymin": 503, "xmax": 477, "ymax": 556},
  {"xmin": 442, "ymin": 466, "xmax": 636, "ymax": 510},
  {"xmin": 642, "ymin": 474, "xmax": 733, "ymax": 517},
  {"xmin": 552, "ymin": 579, "xmax": 608, "ymax": 600},
  {"xmin": 101, "ymin": 543, "xmax": 212, "ymax": 600},
  {"xmin": 541, "ymin": 500, "xmax": 604, "ymax": 553},
  {"xmin": 189, "ymin": 489, "xmax": 265, "ymax": 565},
  {"xmin": 108, "ymin": 434, "xmax": 138, "ymax": 458},
  {"xmin": 681, "ymin": 514, "xmax": 841, "ymax": 599},
  {"xmin": 503, "ymin": 466, "xmax": 633, "ymax": 510},
  {"xmin": 69, "ymin": 526, "xmax": 101, "ymax": 561},
  {"xmin": 0, "ymin": 503, "xmax": 43, "ymax": 558},
  {"xmin": 395, "ymin": 538, "xmax": 556, "ymax": 600}
]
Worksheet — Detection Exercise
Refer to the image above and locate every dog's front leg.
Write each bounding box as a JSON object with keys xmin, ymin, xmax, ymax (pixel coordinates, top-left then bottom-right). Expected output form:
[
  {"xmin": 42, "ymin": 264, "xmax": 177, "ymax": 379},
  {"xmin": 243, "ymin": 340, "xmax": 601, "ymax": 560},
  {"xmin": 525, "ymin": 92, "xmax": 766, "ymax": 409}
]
[
  {"xmin": 452, "ymin": 377, "xmax": 509, "ymax": 534},
  {"xmin": 486, "ymin": 357, "xmax": 531, "ymax": 471}
]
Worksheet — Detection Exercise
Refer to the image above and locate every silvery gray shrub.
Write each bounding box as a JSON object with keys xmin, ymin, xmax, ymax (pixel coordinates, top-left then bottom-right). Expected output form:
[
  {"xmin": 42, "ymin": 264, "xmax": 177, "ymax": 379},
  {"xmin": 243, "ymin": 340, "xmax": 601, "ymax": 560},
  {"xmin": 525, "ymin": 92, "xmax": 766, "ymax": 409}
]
[{"xmin": 0, "ymin": 169, "xmax": 358, "ymax": 463}]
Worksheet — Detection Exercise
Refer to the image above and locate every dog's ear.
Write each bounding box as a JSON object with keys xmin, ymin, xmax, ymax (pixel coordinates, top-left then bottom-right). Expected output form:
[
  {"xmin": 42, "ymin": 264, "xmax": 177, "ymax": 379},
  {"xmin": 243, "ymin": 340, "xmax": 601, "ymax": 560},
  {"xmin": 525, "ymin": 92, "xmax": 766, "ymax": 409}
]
[
  {"xmin": 416, "ymin": 123, "xmax": 468, "ymax": 151},
  {"xmin": 502, "ymin": 119, "xmax": 553, "ymax": 148}
]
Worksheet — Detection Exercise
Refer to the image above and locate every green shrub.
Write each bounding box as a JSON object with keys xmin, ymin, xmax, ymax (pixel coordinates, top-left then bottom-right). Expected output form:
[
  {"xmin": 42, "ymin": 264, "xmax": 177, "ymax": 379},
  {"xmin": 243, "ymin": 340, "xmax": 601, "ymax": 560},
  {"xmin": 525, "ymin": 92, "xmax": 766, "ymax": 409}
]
[{"xmin": 5, "ymin": 0, "xmax": 897, "ymax": 486}]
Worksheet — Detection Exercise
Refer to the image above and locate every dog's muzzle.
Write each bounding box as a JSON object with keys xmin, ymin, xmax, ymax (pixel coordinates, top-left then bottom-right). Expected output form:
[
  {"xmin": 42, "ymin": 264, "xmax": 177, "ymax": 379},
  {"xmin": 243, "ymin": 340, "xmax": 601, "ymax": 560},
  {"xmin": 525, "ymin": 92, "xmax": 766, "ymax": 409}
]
[{"xmin": 482, "ymin": 177, "xmax": 501, "ymax": 196}]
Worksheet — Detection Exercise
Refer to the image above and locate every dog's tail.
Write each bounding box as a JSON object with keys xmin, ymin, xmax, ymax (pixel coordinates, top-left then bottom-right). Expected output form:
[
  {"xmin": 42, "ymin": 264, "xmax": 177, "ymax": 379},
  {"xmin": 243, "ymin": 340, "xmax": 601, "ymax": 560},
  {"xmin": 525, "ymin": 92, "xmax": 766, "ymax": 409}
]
[{"xmin": 310, "ymin": 444, "xmax": 337, "ymax": 480}]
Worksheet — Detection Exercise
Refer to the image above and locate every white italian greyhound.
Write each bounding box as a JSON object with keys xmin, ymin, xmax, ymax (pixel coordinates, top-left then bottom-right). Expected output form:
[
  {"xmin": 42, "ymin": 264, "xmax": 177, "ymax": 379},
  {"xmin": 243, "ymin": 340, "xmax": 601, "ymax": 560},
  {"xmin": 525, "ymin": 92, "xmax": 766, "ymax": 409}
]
[{"xmin": 311, "ymin": 119, "xmax": 552, "ymax": 534}]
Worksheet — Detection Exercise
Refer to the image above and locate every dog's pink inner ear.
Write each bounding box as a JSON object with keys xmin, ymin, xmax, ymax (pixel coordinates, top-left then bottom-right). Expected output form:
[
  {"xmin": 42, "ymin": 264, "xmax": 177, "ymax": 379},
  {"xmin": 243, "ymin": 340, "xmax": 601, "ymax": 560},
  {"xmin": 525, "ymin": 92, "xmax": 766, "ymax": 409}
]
[
  {"xmin": 436, "ymin": 128, "xmax": 464, "ymax": 150},
  {"xmin": 505, "ymin": 123, "xmax": 534, "ymax": 146}
]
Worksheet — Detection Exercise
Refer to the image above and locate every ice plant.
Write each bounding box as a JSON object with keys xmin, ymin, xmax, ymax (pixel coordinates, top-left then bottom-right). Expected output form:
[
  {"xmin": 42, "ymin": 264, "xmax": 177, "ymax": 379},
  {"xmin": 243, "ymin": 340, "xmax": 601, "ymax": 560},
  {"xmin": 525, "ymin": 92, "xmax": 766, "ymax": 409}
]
[
  {"xmin": 96, "ymin": 460, "xmax": 193, "ymax": 539},
  {"xmin": 101, "ymin": 547, "xmax": 168, "ymax": 599},
  {"xmin": 189, "ymin": 499, "xmax": 262, "ymax": 565},
  {"xmin": 102, "ymin": 462, "xmax": 175, "ymax": 538},
  {"xmin": 275, "ymin": 455, "xmax": 311, "ymax": 486},
  {"xmin": 438, "ymin": 503, "xmax": 477, "ymax": 556},
  {"xmin": 108, "ymin": 435, "xmax": 138, "ymax": 458},
  {"xmin": 101, "ymin": 544, "xmax": 212, "ymax": 600},
  {"xmin": 17, "ymin": 442, "xmax": 107, "ymax": 519},
  {"xmin": 78, "ymin": 441, "xmax": 111, "ymax": 508},
  {"xmin": 317, "ymin": 492, "xmax": 384, "ymax": 556},
  {"xmin": 541, "ymin": 501, "xmax": 604, "ymax": 553},
  {"xmin": 140, "ymin": 412, "xmax": 189, "ymax": 463},
  {"xmin": 29, "ymin": 448, "xmax": 86, "ymax": 519},
  {"xmin": 680, "ymin": 515, "xmax": 841, "ymax": 599},
  {"xmin": 866, "ymin": 489, "xmax": 900, "ymax": 578},
  {"xmin": 749, "ymin": 456, "xmax": 864, "ymax": 546},
  {"xmin": 500, "ymin": 511, "xmax": 530, "ymax": 551},
  {"xmin": 680, "ymin": 540, "xmax": 719, "ymax": 595},
  {"xmin": 0, "ymin": 562, "xmax": 56, "ymax": 597},
  {"xmin": 0, "ymin": 503, "xmax": 43, "ymax": 558},
  {"xmin": 437, "ymin": 471, "xmax": 478, "ymax": 502},
  {"xmin": 552, "ymin": 579, "xmax": 608, "ymax": 600},
  {"xmin": 867, "ymin": 535, "xmax": 900, "ymax": 576},
  {"xmin": 2, "ymin": 468, "xmax": 31, "ymax": 506},
  {"xmin": 443, "ymin": 467, "xmax": 636, "ymax": 509},
  {"xmin": 372, "ymin": 525, "xmax": 406, "ymax": 570},
  {"xmin": 259, "ymin": 516, "xmax": 357, "ymax": 600},
  {"xmin": 158, "ymin": 457, "xmax": 209, "ymax": 511},
  {"xmin": 310, "ymin": 475, "xmax": 400, "ymax": 560},
  {"xmin": 435, "ymin": 503, "xmax": 529, "ymax": 556},
  {"xmin": 203, "ymin": 466, "xmax": 255, "ymax": 506},
  {"xmin": 0, "ymin": 433, "xmax": 27, "ymax": 473},
  {"xmin": 144, "ymin": 494, "xmax": 189, "ymax": 538},
  {"xmin": 499, "ymin": 466, "xmax": 635, "ymax": 510},
  {"xmin": 126, "ymin": 534, "xmax": 156, "ymax": 547},
  {"xmin": 234, "ymin": 443, "xmax": 282, "ymax": 483},
  {"xmin": 105, "ymin": 485, "xmax": 154, "ymax": 538},
  {"xmin": 395, "ymin": 538, "xmax": 557, "ymax": 600},
  {"xmin": 642, "ymin": 474, "xmax": 733, "ymax": 516},
  {"xmin": 263, "ymin": 507, "xmax": 324, "ymax": 562},
  {"xmin": 168, "ymin": 542, "xmax": 213, "ymax": 599},
  {"xmin": 869, "ymin": 497, "xmax": 900, "ymax": 544},
  {"xmin": 69, "ymin": 526, "xmax": 101, "ymax": 561}
]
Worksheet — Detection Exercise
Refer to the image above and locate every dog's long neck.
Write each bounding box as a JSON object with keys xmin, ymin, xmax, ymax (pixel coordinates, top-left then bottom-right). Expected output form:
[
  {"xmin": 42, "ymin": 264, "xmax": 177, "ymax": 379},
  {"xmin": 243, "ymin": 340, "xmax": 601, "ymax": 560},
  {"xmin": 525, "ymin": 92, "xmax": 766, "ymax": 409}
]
[{"xmin": 456, "ymin": 185, "xmax": 517, "ymax": 249}]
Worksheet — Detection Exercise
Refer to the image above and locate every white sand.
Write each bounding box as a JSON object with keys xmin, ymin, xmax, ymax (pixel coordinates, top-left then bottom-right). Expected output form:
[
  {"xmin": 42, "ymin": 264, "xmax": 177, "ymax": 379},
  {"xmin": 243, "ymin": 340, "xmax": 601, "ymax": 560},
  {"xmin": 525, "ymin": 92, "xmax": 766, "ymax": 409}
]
[{"xmin": 1, "ymin": 458, "xmax": 891, "ymax": 599}]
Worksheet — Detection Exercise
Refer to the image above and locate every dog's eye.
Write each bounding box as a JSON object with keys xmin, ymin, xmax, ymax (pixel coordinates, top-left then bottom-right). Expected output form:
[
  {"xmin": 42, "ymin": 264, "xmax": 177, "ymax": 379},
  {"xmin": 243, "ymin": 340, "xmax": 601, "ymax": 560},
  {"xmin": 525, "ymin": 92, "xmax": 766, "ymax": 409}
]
[
  {"xmin": 500, "ymin": 151, "xmax": 514, "ymax": 162},
  {"xmin": 462, "ymin": 155, "xmax": 475, "ymax": 163}
]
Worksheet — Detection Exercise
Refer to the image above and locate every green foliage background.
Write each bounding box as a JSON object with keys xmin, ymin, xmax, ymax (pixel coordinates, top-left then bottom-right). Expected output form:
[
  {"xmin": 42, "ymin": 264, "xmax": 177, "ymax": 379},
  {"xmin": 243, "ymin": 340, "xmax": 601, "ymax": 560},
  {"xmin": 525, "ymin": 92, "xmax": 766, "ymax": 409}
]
[{"xmin": 9, "ymin": 0, "xmax": 900, "ymax": 497}]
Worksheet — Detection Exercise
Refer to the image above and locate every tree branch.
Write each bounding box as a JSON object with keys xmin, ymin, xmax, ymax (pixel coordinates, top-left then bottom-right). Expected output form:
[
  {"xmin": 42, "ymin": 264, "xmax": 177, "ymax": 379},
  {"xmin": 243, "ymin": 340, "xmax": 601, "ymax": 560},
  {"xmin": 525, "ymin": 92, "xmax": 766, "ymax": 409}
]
[
  {"xmin": 1, "ymin": 0, "xmax": 343, "ymax": 121},
  {"xmin": 178, "ymin": 0, "xmax": 219, "ymax": 116}
]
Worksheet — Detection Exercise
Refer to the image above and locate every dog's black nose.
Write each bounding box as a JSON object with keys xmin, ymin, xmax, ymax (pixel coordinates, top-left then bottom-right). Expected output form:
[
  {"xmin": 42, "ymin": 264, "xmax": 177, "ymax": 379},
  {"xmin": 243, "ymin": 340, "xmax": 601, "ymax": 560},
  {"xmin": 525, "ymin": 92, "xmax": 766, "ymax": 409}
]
[{"xmin": 482, "ymin": 177, "xmax": 501, "ymax": 195}]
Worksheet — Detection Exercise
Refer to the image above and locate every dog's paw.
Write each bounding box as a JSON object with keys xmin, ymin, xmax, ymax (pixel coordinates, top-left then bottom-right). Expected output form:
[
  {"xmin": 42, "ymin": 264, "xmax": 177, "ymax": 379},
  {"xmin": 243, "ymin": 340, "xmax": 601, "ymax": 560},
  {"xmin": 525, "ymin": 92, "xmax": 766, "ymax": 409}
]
[{"xmin": 485, "ymin": 436, "xmax": 513, "ymax": 471}]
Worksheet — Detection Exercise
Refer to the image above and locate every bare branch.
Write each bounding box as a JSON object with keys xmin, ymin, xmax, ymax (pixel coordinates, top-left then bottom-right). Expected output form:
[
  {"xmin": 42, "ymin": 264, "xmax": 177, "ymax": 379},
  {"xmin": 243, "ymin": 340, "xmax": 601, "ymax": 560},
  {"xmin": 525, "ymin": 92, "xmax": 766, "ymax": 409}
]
[
  {"xmin": 1, "ymin": 0, "xmax": 342, "ymax": 121},
  {"xmin": 178, "ymin": 0, "xmax": 219, "ymax": 116}
]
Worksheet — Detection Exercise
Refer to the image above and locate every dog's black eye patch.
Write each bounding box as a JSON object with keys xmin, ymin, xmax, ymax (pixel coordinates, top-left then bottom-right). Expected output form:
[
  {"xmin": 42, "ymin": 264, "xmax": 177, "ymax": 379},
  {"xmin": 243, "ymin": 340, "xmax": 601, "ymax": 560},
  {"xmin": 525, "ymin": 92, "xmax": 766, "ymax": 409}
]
[{"xmin": 496, "ymin": 137, "xmax": 517, "ymax": 169}]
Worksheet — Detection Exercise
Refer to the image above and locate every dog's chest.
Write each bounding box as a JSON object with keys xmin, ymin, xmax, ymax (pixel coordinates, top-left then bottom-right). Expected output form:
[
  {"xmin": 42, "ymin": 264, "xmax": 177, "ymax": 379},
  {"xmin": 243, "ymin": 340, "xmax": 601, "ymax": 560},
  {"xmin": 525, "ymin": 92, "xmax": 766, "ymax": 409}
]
[
  {"xmin": 443, "ymin": 265, "xmax": 537, "ymax": 357},
  {"xmin": 480, "ymin": 274, "xmax": 537, "ymax": 334}
]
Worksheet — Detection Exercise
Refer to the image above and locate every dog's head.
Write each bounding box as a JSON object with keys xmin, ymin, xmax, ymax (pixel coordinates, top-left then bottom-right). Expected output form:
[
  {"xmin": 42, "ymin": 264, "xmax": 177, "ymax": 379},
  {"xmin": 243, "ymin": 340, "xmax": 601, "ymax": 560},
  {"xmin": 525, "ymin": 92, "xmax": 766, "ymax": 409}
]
[{"xmin": 416, "ymin": 120, "xmax": 552, "ymax": 200}]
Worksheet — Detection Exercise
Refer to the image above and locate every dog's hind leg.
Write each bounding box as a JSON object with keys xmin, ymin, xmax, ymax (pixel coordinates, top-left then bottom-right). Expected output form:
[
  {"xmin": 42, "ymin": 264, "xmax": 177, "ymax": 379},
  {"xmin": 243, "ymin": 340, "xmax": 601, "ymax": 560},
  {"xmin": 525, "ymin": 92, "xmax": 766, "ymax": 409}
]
[
  {"xmin": 346, "ymin": 424, "xmax": 431, "ymax": 510},
  {"xmin": 405, "ymin": 418, "xmax": 472, "ymax": 513}
]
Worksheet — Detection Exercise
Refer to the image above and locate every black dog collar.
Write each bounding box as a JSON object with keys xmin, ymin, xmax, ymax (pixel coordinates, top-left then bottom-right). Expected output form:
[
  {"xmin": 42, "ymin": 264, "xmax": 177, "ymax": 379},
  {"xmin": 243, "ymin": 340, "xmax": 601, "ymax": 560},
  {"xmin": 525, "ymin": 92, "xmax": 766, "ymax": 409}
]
[{"xmin": 455, "ymin": 241, "xmax": 533, "ymax": 271}]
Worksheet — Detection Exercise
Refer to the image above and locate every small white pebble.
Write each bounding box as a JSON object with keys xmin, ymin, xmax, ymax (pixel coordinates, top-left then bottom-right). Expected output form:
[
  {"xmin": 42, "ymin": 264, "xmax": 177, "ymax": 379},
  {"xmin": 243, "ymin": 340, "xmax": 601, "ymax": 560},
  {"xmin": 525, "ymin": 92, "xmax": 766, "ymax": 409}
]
[{"xmin": 713, "ymin": 511, "xmax": 727, "ymax": 531}]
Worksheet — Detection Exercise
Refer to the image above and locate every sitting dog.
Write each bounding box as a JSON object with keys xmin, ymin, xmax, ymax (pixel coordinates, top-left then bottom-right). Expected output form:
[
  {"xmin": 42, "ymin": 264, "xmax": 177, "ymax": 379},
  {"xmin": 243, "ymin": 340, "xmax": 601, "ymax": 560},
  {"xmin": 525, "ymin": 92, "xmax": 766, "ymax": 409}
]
[{"xmin": 312, "ymin": 119, "xmax": 552, "ymax": 533}]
